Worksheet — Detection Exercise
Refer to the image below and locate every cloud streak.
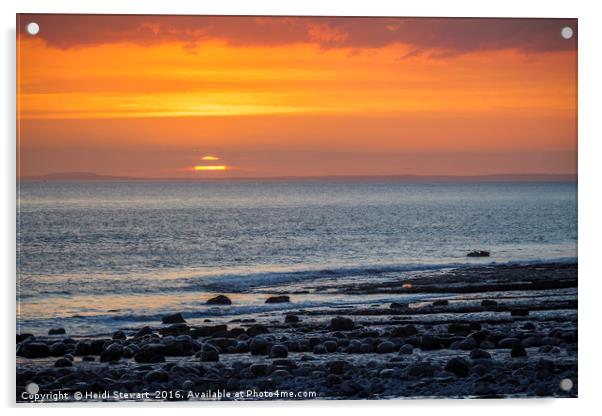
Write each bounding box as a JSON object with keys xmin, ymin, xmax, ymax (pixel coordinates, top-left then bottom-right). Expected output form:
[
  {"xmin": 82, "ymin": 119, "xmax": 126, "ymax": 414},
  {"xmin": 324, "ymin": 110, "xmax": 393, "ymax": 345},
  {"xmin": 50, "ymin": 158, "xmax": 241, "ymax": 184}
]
[{"xmin": 18, "ymin": 15, "xmax": 576, "ymax": 56}]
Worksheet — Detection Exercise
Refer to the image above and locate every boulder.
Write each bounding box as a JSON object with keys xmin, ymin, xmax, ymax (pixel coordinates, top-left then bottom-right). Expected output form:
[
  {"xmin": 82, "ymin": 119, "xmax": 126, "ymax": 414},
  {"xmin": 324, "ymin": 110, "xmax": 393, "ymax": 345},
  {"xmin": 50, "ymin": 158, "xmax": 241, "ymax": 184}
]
[
  {"xmin": 161, "ymin": 313, "xmax": 186, "ymax": 324},
  {"xmin": 112, "ymin": 330, "xmax": 127, "ymax": 340},
  {"xmin": 498, "ymin": 337, "xmax": 521, "ymax": 349},
  {"xmin": 206, "ymin": 295, "xmax": 232, "ymax": 305},
  {"xmin": 470, "ymin": 348, "xmax": 492, "ymax": 359},
  {"xmin": 134, "ymin": 343, "xmax": 166, "ymax": 363},
  {"xmin": 199, "ymin": 344, "xmax": 219, "ymax": 362},
  {"xmin": 447, "ymin": 322, "xmax": 472, "ymax": 334},
  {"xmin": 54, "ymin": 358, "xmax": 73, "ymax": 367},
  {"xmin": 376, "ymin": 341, "xmax": 395, "ymax": 354},
  {"xmin": 17, "ymin": 342, "xmax": 50, "ymax": 358},
  {"xmin": 284, "ymin": 314, "xmax": 300, "ymax": 324},
  {"xmin": 467, "ymin": 250, "xmax": 490, "ymax": 257},
  {"xmin": 16, "ymin": 333, "xmax": 34, "ymax": 343},
  {"xmin": 390, "ymin": 302, "xmax": 408, "ymax": 309},
  {"xmin": 407, "ymin": 362, "xmax": 436, "ymax": 378},
  {"xmin": 250, "ymin": 363, "xmax": 269, "ymax": 377},
  {"xmin": 420, "ymin": 334, "xmax": 442, "ymax": 351},
  {"xmin": 265, "ymin": 295, "xmax": 290, "ymax": 304},
  {"xmin": 134, "ymin": 326, "xmax": 154, "ymax": 338},
  {"xmin": 330, "ymin": 317, "xmax": 355, "ymax": 331},
  {"xmin": 481, "ymin": 300, "xmax": 498, "ymax": 309},
  {"xmin": 144, "ymin": 370, "xmax": 169, "ymax": 384},
  {"xmin": 190, "ymin": 324, "xmax": 228, "ymax": 338},
  {"xmin": 445, "ymin": 357, "xmax": 471, "ymax": 377},
  {"xmin": 511, "ymin": 308, "xmax": 529, "ymax": 317},
  {"xmin": 269, "ymin": 344, "xmax": 288, "ymax": 358},
  {"xmin": 49, "ymin": 342, "xmax": 67, "ymax": 357},
  {"xmin": 391, "ymin": 324, "xmax": 418, "ymax": 338},
  {"xmin": 48, "ymin": 328, "xmax": 66, "ymax": 335},
  {"xmin": 399, "ymin": 344, "xmax": 414, "ymax": 354},
  {"xmin": 246, "ymin": 324, "xmax": 270, "ymax": 338},
  {"xmin": 511, "ymin": 345, "xmax": 527, "ymax": 358},
  {"xmin": 433, "ymin": 299, "xmax": 449, "ymax": 307},
  {"xmin": 100, "ymin": 343, "xmax": 123, "ymax": 362},
  {"xmin": 249, "ymin": 337, "xmax": 271, "ymax": 355}
]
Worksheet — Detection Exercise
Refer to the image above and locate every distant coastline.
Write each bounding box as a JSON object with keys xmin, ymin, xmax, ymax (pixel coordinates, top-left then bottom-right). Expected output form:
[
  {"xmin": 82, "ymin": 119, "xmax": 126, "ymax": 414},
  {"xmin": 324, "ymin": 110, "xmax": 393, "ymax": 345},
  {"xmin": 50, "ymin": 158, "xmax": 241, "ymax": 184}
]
[{"xmin": 17, "ymin": 172, "xmax": 577, "ymax": 182}]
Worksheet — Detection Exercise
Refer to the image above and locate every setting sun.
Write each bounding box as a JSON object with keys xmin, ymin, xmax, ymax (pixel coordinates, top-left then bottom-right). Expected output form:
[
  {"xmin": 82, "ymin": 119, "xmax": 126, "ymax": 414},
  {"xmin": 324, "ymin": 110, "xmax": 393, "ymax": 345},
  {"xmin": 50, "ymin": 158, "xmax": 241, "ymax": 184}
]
[{"xmin": 194, "ymin": 165, "xmax": 227, "ymax": 171}]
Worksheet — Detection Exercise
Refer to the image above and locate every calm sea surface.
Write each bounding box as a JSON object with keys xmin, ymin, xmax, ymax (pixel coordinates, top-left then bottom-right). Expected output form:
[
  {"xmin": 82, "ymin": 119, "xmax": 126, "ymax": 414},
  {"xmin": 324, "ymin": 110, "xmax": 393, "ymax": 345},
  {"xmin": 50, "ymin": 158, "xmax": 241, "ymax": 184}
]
[{"xmin": 17, "ymin": 181, "xmax": 577, "ymax": 335}]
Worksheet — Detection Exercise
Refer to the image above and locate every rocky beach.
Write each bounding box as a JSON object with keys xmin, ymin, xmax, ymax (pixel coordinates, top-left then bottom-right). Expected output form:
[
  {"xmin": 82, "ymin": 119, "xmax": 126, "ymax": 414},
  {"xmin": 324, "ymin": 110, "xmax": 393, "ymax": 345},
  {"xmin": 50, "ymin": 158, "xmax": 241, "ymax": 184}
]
[{"xmin": 17, "ymin": 262, "xmax": 578, "ymax": 402}]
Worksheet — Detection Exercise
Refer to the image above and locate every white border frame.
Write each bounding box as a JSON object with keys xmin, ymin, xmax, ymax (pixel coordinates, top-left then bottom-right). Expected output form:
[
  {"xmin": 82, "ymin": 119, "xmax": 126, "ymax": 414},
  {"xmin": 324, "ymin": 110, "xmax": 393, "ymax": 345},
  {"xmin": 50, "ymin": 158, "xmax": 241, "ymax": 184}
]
[{"xmin": 2, "ymin": 1, "xmax": 600, "ymax": 415}]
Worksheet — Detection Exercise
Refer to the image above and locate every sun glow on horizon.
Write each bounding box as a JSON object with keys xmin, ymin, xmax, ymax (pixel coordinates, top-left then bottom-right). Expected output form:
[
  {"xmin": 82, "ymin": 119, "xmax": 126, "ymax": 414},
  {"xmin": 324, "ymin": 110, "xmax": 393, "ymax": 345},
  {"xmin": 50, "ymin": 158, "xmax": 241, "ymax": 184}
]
[
  {"xmin": 194, "ymin": 165, "xmax": 227, "ymax": 171},
  {"xmin": 201, "ymin": 156, "xmax": 220, "ymax": 161}
]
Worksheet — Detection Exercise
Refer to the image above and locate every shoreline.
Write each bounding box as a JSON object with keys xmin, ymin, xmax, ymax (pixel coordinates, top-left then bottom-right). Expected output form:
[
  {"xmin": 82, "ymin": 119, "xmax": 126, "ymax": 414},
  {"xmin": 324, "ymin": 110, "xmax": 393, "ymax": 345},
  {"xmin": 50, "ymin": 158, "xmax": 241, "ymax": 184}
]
[{"xmin": 17, "ymin": 262, "xmax": 577, "ymax": 401}]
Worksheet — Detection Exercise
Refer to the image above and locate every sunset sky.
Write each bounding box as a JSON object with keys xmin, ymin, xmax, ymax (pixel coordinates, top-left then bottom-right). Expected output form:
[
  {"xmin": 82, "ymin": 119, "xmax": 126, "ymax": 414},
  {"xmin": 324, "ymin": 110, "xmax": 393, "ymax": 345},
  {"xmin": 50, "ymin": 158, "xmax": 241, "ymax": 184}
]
[{"xmin": 17, "ymin": 15, "xmax": 577, "ymax": 178}]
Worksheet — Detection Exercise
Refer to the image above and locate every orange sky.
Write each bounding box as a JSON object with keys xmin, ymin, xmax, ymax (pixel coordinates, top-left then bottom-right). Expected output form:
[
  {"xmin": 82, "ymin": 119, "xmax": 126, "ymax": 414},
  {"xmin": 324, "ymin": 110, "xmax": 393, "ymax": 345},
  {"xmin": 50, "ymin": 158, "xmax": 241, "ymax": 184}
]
[{"xmin": 17, "ymin": 15, "xmax": 577, "ymax": 178}]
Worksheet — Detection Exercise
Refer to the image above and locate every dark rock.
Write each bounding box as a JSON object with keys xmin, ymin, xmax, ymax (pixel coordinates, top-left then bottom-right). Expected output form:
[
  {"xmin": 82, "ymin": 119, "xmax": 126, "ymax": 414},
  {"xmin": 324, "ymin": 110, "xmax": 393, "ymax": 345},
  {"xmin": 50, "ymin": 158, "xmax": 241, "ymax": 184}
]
[
  {"xmin": 249, "ymin": 337, "xmax": 271, "ymax": 355},
  {"xmin": 481, "ymin": 300, "xmax": 498, "ymax": 309},
  {"xmin": 420, "ymin": 334, "xmax": 442, "ymax": 350},
  {"xmin": 112, "ymin": 330, "xmax": 127, "ymax": 340},
  {"xmin": 390, "ymin": 302, "xmax": 408, "ymax": 309},
  {"xmin": 134, "ymin": 326, "xmax": 154, "ymax": 338},
  {"xmin": 250, "ymin": 363, "xmax": 269, "ymax": 377},
  {"xmin": 326, "ymin": 374, "xmax": 342, "ymax": 386},
  {"xmin": 206, "ymin": 295, "xmax": 232, "ymax": 305},
  {"xmin": 164, "ymin": 339, "xmax": 195, "ymax": 357},
  {"xmin": 330, "ymin": 316, "xmax": 355, "ymax": 331},
  {"xmin": 458, "ymin": 337, "xmax": 478, "ymax": 350},
  {"xmin": 17, "ymin": 342, "xmax": 50, "ymax": 358},
  {"xmin": 269, "ymin": 344, "xmax": 288, "ymax": 358},
  {"xmin": 447, "ymin": 322, "xmax": 472, "ymax": 334},
  {"xmin": 284, "ymin": 314, "xmax": 300, "ymax": 324},
  {"xmin": 433, "ymin": 299, "xmax": 449, "ymax": 307},
  {"xmin": 399, "ymin": 344, "xmax": 413, "ymax": 354},
  {"xmin": 144, "ymin": 370, "xmax": 169, "ymax": 383},
  {"xmin": 498, "ymin": 337, "xmax": 521, "ymax": 349},
  {"xmin": 48, "ymin": 328, "xmax": 66, "ymax": 335},
  {"xmin": 265, "ymin": 295, "xmax": 290, "ymax": 304},
  {"xmin": 470, "ymin": 348, "xmax": 492, "ymax": 359},
  {"xmin": 246, "ymin": 324, "xmax": 270, "ymax": 338},
  {"xmin": 391, "ymin": 324, "xmax": 418, "ymax": 338},
  {"xmin": 122, "ymin": 346, "xmax": 134, "ymax": 358},
  {"xmin": 510, "ymin": 308, "xmax": 530, "ymax": 317},
  {"xmin": 522, "ymin": 322, "xmax": 536, "ymax": 330},
  {"xmin": 161, "ymin": 312, "xmax": 186, "ymax": 324},
  {"xmin": 313, "ymin": 344, "xmax": 327, "ymax": 354},
  {"xmin": 100, "ymin": 343, "xmax": 123, "ymax": 362},
  {"xmin": 134, "ymin": 343, "xmax": 166, "ymax": 363},
  {"xmin": 199, "ymin": 344, "xmax": 219, "ymax": 361},
  {"xmin": 82, "ymin": 356, "xmax": 95, "ymax": 362},
  {"xmin": 467, "ymin": 250, "xmax": 490, "ymax": 257},
  {"xmin": 49, "ymin": 342, "xmax": 67, "ymax": 357},
  {"xmin": 407, "ymin": 362, "xmax": 436, "ymax": 378},
  {"xmin": 379, "ymin": 368, "xmax": 395, "ymax": 378},
  {"xmin": 17, "ymin": 333, "xmax": 34, "ymax": 343},
  {"xmin": 190, "ymin": 324, "xmax": 228, "ymax": 338},
  {"xmin": 328, "ymin": 360, "xmax": 348, "ymax": 374},
  {"xmin": 54, "ymin": 358, "xmax": 73, "ymax": 367},
  {"xmin": 323, "ymin": 340, "xmax": 338, "ymax": 353},
  {"xmin": 159, "ymin": 323, "xmax": 190, "ymax": 336},
  {"xmin": 445, "ymin": 357, "xmax": 471, "ymax": 377},
  {"xmin": 73, "ymin": 341, "xmax": 91, "ymax": 356},
  {"xmin": 376, "ymin": 341, "xmax": 395, "ymax": 354},
  {"xmin": 511, "ymin": 345, "xmax": 527, "ymax": 358}
]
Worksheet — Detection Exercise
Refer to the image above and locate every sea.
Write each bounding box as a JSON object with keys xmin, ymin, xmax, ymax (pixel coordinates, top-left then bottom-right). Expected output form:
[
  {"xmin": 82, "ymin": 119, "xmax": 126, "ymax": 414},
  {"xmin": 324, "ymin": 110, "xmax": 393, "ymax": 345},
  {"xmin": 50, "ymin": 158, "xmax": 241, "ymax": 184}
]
[{"xmin": 16, "ymin": 180, "xmax": 577, "ymax": 336}]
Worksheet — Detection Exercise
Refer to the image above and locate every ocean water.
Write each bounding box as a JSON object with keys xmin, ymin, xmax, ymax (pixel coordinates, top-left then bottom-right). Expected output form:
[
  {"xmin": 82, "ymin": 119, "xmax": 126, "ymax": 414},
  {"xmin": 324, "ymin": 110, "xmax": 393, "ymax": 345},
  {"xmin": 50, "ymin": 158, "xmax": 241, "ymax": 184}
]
[{"xmin": 16, "ymin": 181, "xmax": 577, "ymax": 335}]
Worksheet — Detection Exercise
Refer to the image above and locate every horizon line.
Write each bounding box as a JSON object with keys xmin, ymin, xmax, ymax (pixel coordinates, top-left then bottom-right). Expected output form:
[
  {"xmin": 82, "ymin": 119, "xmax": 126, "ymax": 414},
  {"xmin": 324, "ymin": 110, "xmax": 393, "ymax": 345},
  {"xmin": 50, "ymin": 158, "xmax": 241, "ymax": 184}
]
[{"xmin": 17, "ymin": 172, "xmax": 578, "ymax": 183}]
